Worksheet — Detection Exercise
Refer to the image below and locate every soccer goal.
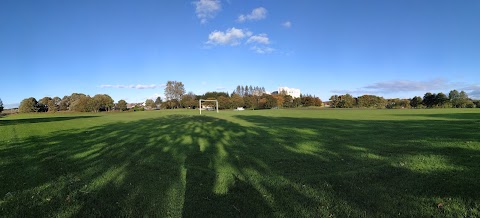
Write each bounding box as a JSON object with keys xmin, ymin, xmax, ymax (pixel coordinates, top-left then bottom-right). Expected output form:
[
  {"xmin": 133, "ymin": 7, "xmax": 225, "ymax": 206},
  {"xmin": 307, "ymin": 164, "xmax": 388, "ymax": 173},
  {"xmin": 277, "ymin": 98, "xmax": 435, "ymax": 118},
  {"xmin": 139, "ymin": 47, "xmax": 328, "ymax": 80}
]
[{"xmin": 198, "ymin": 99, "xmax": 219, "ymax": 114}]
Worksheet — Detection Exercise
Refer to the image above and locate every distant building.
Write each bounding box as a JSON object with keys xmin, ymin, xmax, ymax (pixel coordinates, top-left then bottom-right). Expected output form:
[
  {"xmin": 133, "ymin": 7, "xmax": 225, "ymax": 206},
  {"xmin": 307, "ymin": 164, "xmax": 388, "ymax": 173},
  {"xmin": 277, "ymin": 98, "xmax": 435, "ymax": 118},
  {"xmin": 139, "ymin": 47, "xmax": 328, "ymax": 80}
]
[{"xmin": 278, "ymin": 87, "xmax": 301, "ymax": 98}]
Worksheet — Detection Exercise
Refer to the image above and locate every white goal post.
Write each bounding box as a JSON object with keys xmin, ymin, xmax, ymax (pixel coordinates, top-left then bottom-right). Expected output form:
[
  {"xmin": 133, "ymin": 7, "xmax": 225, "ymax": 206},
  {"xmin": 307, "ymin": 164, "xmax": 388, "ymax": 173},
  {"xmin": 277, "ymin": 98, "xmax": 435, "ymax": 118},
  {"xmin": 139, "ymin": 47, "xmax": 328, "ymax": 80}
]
[{"xmin": 199, "ymin": 99, "xmax": 219, "ymax": 114}]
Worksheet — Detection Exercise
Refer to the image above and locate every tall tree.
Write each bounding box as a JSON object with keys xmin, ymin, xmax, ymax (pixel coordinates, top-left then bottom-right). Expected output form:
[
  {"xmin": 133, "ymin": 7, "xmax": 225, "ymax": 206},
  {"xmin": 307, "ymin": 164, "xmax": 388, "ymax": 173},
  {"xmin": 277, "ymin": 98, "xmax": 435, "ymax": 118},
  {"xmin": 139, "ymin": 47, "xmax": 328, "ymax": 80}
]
[
  {"xmin": 231, "ymin": 94, "xmax": 244, "ymax": 108},
  {"xmin": 47, "ymin": 99, "xmax": 57, "ymax": 112},
  {"xmin": 70, "ymin": 95, "xmax": 93, "ymax": 112},
  {"xmin": 435, "ymin": 92, "xmax": 449, "ymax": 107},
  {"xmin": 164, "ymin": 81, "xmax": 185, "ymax": 108},
  {"xmin": 181, "ymin": 92, "xmax": 196, "ymax": 109},
  {"xmin": 38, "ymin": 97, "xmax": 52, "ymax": 112},
  {"xmin": 410, "ymin": 96, "xmax": 423, "ymax": 108},
  {"xmin": 449, "ymin": 90, "xmax": 469, "ymax": 108},
  {"xmin": 117, "ymin": 100, "xmax": 127, "ymax": 111},
  {"xmin": 337, "ymin": 94, "xmax": 355, "ymax": 108},
  {"xmin": 19, "ymin": 97, "xmax": 38, "ymax": 113},
  {"xmin": 155, "ymin": 97, "xmax": 163, "ymax": 109},
  {"xmin": 329, "ymin": 95, "xmax": 339, "ymax": 108},
  {"xmin": 145, "ymin": 99, "xmax": 156, "ymax": 109},
  {"xmin": 423, "ymin": 92, "xmax": 436, "ymax": 108},
  {"xmin": 217, "ymin": 96, "xmax": 231, "ymax": 109},
  {"xmin": 59, "ymin": 95, "xmax": 70, "ymax": 111},
  {"xmin": 0, "ymin": 98, "xmax": 3, "ymax": 113},
  {"xmin": 283, "ymin": 95, "xmax": 293, "ymax": 108}
]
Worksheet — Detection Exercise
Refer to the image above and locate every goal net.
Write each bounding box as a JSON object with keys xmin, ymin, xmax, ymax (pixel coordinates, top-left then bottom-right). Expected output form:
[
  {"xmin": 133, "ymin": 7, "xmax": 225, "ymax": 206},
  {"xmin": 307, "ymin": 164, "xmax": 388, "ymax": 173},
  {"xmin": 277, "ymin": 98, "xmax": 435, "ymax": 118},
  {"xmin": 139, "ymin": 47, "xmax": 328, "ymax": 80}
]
[{"xmin": 198, "ymin": 99, "xmax": 219, "ymax": 114}]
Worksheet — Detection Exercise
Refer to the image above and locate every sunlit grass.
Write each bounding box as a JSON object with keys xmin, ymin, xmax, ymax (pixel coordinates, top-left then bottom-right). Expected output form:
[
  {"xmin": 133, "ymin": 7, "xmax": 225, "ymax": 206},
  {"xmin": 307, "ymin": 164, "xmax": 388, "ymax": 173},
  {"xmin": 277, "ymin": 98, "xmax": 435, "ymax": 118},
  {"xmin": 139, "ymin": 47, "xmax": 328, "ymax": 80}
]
[{"xmin": 0, "ymin": 108, "xmax": 479, "ymax": 217}]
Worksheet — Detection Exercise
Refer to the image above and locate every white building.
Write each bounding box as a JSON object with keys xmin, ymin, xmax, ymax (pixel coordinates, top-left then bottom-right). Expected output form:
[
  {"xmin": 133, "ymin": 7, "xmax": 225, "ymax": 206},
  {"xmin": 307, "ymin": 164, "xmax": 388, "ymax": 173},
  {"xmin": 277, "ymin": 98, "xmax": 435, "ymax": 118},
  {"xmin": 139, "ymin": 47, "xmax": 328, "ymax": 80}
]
[{"xmin": 278, "ymin": 87, "xmax": 301, "ymax": 98}]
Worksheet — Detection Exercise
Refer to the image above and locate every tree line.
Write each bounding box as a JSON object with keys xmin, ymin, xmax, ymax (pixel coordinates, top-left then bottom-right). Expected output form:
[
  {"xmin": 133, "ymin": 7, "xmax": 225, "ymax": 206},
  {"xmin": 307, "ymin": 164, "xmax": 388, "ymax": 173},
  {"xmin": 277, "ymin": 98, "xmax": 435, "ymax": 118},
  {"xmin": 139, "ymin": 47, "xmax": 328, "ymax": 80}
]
[
  {"xmin": 14, "ymin": 81, "xmax": 322, "ymax": 113},
  {"xmin": 18, "ymin": 94, "xmax": 115, "ymax": 113},
  {"xmin": 329, "ymin": 90, "xmax": 479, "ymax": 109},
  {"xmin": 12, "ymin": 80, "xmax": 479, "ymax": 113},
  {"xmin": 160, "ymin": 83, "xmax": 322, "ymax": 110}
]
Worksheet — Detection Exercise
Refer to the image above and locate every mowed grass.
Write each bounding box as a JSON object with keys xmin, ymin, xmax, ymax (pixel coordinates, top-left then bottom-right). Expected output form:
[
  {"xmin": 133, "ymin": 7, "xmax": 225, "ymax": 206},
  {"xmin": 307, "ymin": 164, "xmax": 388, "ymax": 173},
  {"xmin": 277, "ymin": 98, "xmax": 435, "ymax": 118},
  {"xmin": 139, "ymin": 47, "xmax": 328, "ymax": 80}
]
[{"xmin": 1, "ymin": 109, "xmax": 479, "ymax": 217}]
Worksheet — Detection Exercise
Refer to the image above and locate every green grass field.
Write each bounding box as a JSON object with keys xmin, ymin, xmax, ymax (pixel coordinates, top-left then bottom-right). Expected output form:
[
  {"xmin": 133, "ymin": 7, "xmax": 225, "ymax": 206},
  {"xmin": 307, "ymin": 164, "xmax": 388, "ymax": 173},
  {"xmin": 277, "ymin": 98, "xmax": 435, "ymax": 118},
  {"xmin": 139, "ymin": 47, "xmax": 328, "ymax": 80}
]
[{"xmin": 1, "ymin": 109, "xmax": 479, "ymax": 217}]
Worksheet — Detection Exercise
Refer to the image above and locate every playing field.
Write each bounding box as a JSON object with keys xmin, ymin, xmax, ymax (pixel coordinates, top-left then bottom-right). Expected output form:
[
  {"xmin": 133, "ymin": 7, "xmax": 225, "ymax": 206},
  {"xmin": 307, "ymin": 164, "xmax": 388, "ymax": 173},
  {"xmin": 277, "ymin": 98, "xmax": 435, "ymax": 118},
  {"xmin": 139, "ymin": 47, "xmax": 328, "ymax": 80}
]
[{"xmin": 0, "ymin": 109, "xmax": 479, "ymax": 217}]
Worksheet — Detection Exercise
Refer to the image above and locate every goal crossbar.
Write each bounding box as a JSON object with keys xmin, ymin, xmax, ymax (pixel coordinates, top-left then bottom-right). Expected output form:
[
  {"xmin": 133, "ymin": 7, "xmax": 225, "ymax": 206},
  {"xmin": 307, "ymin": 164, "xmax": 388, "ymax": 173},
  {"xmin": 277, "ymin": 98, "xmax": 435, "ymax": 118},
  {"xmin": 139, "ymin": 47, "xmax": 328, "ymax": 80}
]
[{"xmin": 199, "ymin": 99, "xmax": 219, "ymax": 114}]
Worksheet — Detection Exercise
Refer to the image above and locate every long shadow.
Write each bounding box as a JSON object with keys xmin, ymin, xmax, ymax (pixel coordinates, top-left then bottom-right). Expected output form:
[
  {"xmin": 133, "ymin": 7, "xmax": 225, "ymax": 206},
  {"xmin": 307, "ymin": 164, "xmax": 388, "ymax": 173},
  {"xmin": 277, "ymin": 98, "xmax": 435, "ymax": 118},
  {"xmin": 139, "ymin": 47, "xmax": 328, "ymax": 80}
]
[
  {"xmin": 393, "ymin": 112, "xmax": 480, "ymax": 120},
  {"xmin": 0, "ymin": 114, "xmax": 479, "ymax": 217},
  {"xmin": 0, "ymin": 115, "xmax": 98, "ymax": 126}
]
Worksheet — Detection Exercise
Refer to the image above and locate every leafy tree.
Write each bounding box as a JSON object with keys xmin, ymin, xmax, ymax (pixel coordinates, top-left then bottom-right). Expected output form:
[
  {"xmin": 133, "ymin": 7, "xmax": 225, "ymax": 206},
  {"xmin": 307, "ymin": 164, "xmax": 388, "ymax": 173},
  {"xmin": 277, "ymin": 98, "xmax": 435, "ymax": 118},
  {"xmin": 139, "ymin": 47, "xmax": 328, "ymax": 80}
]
[
  {"xmin": 59, "ymin": 95, "xmax": 70, "ymax": 111},
  {"xmin": 410, "ymin": 96, "xmax": 423, "ymax": 108},
  {"xmin": 203, "ymin": 91, "xmax": 228, "ymax": 99},
  {"xmin": 217, "ymin": 96, "xmax": 231, "ymax": 109},
  {"xmin": 231, "ymin": 94, "xmax": 244, "ymax": 108},
  {"xmin": 435, "ymin": 92, "xmax": 449, "ymax": 107},
  {"xmin": 88, "ymin": 94, "xmax": 114, "ymax": 112},
  {"xmin": 357, "ymin": 95, "xmax": 386, "ymax": 108},
  {"xmin": 264, "ymin": 94, "xmax": 277, "ymax": 109},
  {"xmin": 423, "ymin": 92, "xmax": 436, "ymax": 108},
  {"xmin": 117, "ymin": 100, "xmax": 127, "ymax": 111},
  {"xmin": 449, "ymin": 90, "xmax": 470, "ymax": 108},
  {"xmin": 98, "ymin": 94, "xmax": 114, "ymax": 111},
  {"xmin": 19, "ymin": 97, "xmax": 38, "ymax": 113},
  {"xmin": 164, "ymin": 81, "xmax": 185, "ymax": 108},
  {"xmin": 155, "ymin": 97, "xmax": 162, "ymax": 109},
  {"xmin": 273, "ymin": 94, "xmax": 284, "ymax": 108},
  {"xmin": 0, "ymin": 98, "xmax": 3, "ymax": 113},
  {"xmin": 70, "ymin": 95, "xmax": 93, "ymax": 112},
  {"xmin": 473, "ymin": 100, "xmax": 480, "ymax": 108},
  {"xmin": 329, "ymin": 95, "xmax": 339, "ymax": 108},
  {"xmin": 293, "ymin": 97, "xmax": 302, "ymax": 108},
  {"xmin": 47, "ymin": 99, "xmax": 57, "ymax": 112},
  {"xmin": 52, "ymin": 96, "xmax": 62, "ymax": 106},
  {"xmin": 145, "ymin": 99, "xmax": 156, "ymax": 110},
  {"xmin": 37, "ymin": 97, "xmax": 52, "ymax": 112},
  {"xmin": 337, "ymin": 94, "xmax": 355, "ymax": 108},
  {"xmin": 181, "ymin": 92, "xmax": 197, "ymax": 109},
  {"xmin": 69, "ymin": 93, "xmax": 87, "ymax": 111},
  {"xmin": 243, "ymin": 95, "xmax": 255, "ymax": 109},
  {"xmin": 281, "ymin": 95, "xmax": 293, "ymax": 108}
]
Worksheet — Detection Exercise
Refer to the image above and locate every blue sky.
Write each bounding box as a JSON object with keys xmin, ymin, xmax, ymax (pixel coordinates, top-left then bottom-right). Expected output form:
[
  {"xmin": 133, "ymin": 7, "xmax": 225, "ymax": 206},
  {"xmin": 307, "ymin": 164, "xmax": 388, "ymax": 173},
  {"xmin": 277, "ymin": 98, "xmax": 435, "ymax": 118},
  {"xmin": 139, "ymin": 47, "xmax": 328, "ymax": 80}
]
[{"xmin": 1, "ymin": 0, "xmax": 479, "ymax": 108}]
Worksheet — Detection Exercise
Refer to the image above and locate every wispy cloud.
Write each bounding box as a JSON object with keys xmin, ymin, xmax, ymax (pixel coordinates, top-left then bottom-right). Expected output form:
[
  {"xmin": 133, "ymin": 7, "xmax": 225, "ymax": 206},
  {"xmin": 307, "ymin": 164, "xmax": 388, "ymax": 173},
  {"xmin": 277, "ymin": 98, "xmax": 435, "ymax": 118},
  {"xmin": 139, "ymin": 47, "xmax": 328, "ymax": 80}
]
[
  {"xmin": 462, "ymin": 85, "xmax": 480, "ymax": 99},
  {"xmin": 364, "ymin": 79, "xmax": 449, "ymax": 93},
  {"xmin": 237, "ymin": 7, "xmax": 267, "ymax": 22},
  {"xmin": 282, "ymin": 21, "xmax": 292, "ymax": 28},
  {"xmin": 331, "ymin": 79, "xmax": 452, "ymax": 95},
  {"xmin": 194, "ymin": 0, "xmax": 221, "ymax": 24},
  {"xmin": 250, "ymin": 46, "xmax": 275, "ymax": 54},
  {"xmin": 247, "ymin": 34, "xmax": 270, "ymax": 44},
  {"xmin": 100, "ymin": 84, "xmax": 165, "ymax": 89},
  {"xmin": 216, "ymin": 86, "xmax": 226, "ymax": 91},
  {"xmin": 4, "ymin": 103, "xmax": 19, "ymax": 109},
  {"xmin": 207, "ymin": 27, "xmax": 252, "ymax": 46}
]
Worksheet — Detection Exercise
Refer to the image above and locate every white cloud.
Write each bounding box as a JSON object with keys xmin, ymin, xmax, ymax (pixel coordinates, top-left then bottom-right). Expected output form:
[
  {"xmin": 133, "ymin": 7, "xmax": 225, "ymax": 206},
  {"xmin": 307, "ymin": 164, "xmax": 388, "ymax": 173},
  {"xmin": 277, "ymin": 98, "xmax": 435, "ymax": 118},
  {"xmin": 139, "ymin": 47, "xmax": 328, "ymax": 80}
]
[
  {"xmin": 237, "ymin": 7, "xmax": 267, "ymax": 22},
  {"xmin": 4, "ymin": 103, "xmax": 19, "ymax": 109},
  {"xmin": 247, "ymin": 34, "xmax": 270, "ymax": 44},
  {"xmin": 331, "ymin": 79, "xmax": 452, "ymax": 95},
  {"xmin": 194, "ymin": 0, "xmax": 221, "ymax": 24},
  {"xmin": 100, "ymin": 84, "xmax": 165, "ymax": 89},
  {"xmin": 463, "ymin": 85, "xmax": 480, "ymax": 99},
  {"xmin": 363, "ymin": 79, "xmax": 449, "ymax": 93},
  {"xmin": 282, "ymin": 21, "xmax": 292, "ymax": 28},
  {"xmin": 250, "ymin": 46, "xmax": 275, "ymax": 54},
  {"xmin": 207, "ymin": 27, "xmax": 252, "ymax": 46}
]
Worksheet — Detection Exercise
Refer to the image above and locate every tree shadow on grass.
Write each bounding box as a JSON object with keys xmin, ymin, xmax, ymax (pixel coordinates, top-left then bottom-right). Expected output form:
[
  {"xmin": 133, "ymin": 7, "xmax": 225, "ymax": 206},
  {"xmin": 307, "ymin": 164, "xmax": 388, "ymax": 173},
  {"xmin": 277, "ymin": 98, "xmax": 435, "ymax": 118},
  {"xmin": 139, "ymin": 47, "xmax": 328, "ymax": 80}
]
[
  {"xmin": 393, "ymin": 112, "xmax": 480, "ymax": 120},
  {"xmin": 0, "ymin": 116, "xmax": 98, "ymax": 126},
  {"xmin": 0, "ymin": 114, "xmax": 479, "ymax": 217}
]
